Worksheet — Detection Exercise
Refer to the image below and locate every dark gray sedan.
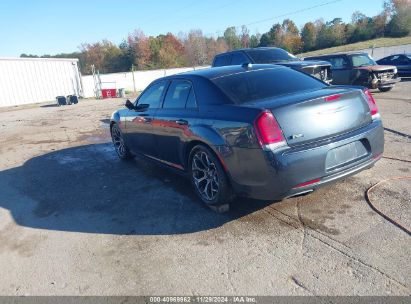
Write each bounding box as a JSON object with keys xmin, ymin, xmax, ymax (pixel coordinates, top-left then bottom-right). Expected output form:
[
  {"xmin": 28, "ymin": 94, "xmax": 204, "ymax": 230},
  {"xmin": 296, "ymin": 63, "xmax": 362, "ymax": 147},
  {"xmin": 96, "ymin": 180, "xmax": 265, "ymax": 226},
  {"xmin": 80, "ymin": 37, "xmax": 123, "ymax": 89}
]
[
  {"xmin": 110, "ymin": 64, "xmax": 384, "ymax": 211},
  {"xmin": 377, "ymin": 53, "xmax": 411, "ymax": 78}
]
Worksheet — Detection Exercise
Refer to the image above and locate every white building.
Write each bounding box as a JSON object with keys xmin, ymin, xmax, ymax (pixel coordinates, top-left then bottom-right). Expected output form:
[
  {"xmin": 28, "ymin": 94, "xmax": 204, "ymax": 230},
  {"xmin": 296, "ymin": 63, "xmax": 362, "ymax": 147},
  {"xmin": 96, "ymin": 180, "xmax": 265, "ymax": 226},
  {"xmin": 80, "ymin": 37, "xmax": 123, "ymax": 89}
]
[{"xmin": 0, "ymin": 57, "xmax": 83, "ymax": 107}]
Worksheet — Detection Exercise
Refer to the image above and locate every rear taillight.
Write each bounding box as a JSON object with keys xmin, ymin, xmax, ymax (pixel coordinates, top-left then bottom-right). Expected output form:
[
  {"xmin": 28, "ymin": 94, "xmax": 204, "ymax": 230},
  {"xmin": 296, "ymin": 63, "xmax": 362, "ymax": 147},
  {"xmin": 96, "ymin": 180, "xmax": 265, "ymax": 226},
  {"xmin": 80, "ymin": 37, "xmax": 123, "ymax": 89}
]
[
  {"xmin": 254, "ymin": 111, "xmax": 286, "ymax": 150},
  {"xmin": 363, "ymin": 89, "xmax": 380, "ymax": 120}
]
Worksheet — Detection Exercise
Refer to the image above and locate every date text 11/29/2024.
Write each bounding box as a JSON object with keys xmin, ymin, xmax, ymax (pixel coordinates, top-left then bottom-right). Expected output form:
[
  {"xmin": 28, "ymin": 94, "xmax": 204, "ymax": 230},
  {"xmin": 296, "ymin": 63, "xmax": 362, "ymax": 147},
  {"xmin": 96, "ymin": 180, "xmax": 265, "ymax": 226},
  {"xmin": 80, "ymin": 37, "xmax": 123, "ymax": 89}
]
[{"xmin": 149, "ymin": 296, "xmax": 257, "ymax": 303}]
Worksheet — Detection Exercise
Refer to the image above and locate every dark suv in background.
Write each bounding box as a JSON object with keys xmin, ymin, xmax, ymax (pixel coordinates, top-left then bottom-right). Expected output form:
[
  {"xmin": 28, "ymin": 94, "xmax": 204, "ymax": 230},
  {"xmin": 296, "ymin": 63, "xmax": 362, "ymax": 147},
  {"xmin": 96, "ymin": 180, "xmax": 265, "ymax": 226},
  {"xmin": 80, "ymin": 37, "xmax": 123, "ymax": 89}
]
[
  {"xmin": 212, "ymin": 47, "xmax": 333, "ymax": 83},
  {"xmin": 304, "ymin": 52, "xmax": 400, "ymax": 92}
]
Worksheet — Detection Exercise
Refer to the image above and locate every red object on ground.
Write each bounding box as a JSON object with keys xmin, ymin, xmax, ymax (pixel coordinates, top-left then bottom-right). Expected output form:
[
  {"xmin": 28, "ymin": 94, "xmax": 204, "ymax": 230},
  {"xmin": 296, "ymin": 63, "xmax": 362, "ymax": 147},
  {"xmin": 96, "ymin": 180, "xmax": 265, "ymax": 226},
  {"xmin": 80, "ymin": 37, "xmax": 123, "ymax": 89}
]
[{"xmin": 101, "ymin": 89, "xmax": 117, "ymax": 99}]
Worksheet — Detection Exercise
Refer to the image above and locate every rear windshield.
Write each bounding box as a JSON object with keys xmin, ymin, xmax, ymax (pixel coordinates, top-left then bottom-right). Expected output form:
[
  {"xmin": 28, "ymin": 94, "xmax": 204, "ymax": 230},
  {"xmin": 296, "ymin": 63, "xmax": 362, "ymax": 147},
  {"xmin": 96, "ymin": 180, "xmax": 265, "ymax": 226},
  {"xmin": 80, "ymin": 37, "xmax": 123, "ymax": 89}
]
[
  {"xmin": 245, "ymin": 49, "xmax": 298, "ymax": 63},
  {"xmin": 212, "ymin": 68, "xmax": 326, "ymax": 104}
]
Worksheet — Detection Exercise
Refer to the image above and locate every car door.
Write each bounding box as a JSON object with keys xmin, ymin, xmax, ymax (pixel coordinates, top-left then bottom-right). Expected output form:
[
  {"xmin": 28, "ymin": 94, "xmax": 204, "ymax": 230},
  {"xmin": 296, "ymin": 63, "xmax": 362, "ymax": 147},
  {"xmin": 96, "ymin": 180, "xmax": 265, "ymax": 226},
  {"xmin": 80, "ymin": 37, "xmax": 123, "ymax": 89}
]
[
  {"xmin": 123, "ymin": 81, "xmax": 167, "ymax": 157},
  {"xmin": 152, "ymin": 79, "xmax": 198, "ymax": 168},
  {"xmin": 328, "ymin": 55, "xmax": 352, "ymax": 84},
  {"xmin": 396, "ymin": 55, "xmax": 411, "ymax": 76}
]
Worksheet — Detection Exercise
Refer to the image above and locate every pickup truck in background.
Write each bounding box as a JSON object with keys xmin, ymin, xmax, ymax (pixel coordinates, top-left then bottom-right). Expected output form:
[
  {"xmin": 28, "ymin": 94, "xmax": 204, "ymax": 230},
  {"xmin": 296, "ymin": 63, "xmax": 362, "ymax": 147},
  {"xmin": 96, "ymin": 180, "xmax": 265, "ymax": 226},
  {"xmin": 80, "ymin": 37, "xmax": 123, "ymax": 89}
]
[
  {"xmin": 212, "ymin": 47, "xmax": 333, "ymax": 84},
  {"xmin": 304, "ymin": 52, "xmax": 400, "ymax": 92}
]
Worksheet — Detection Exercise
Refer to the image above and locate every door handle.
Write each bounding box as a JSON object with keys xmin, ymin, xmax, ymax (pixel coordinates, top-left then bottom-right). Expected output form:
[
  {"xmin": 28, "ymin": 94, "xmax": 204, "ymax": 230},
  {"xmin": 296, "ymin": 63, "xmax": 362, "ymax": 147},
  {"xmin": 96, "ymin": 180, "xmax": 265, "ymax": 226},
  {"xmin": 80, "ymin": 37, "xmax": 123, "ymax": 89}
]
[
  {"xmin": 175, "ymin": 119, "xmax": 188, "ymax": 126},
  {"xmin": 138, "ymin": 113, "xmax": 151, "ymax": 123}
]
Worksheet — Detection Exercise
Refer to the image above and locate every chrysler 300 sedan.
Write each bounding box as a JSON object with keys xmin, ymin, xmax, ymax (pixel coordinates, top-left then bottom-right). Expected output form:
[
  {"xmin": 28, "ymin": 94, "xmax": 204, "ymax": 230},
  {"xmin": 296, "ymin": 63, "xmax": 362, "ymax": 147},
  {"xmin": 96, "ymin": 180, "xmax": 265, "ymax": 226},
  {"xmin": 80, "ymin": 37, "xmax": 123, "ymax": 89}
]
[{"xmin": 110, "ymin": 64, "xmax": 384, "ymax": 210}]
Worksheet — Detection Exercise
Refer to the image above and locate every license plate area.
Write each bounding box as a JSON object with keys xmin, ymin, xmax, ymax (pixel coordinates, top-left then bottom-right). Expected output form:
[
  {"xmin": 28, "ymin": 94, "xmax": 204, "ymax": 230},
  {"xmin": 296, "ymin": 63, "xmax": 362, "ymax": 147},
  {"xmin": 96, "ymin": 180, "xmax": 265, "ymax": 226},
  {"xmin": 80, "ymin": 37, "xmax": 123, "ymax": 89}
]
[{"xmin": 325, "ymin": 140, "xmax": 369, "ymax": 172}]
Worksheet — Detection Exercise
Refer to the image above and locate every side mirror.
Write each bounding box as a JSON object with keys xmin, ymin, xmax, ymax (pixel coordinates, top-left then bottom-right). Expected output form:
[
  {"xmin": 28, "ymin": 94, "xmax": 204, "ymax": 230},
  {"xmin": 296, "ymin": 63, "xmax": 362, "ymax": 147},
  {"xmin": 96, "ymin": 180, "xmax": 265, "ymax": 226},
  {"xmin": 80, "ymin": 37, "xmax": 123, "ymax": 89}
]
[
  {"xmin": 125, "ymin": 99, "xmax": 135, "ymax": 110},
  {"xmin": 135, "ymin": 104, "xmax": 149, "ymax": 112}
]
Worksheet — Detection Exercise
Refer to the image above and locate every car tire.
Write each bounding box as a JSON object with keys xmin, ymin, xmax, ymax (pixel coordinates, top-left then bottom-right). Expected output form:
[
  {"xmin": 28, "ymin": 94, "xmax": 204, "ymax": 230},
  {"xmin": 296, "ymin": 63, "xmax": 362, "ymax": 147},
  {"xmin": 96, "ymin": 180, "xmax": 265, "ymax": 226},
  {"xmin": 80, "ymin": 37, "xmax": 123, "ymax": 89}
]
[
  {"xmin": 378, "ymin": 87, "xmax": 393, "ymax": 92},
  {"xmin": 111, "ymin": 123, "xmax": 133, "ymax": 160},
  {"xmin": 189, "ymin": 145, "xmax": 234, "ymax": 211}
]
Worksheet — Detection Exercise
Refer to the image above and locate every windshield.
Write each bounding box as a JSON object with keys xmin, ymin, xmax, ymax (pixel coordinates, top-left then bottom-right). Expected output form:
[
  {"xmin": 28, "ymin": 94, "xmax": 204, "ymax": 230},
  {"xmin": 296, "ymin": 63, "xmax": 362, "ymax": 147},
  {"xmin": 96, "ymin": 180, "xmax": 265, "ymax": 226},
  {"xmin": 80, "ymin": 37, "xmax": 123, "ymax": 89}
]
[
  {"xmin": 245, "ymin": 49, "xmax": 299, "ymax": 63},
  {"xmin": 211, "ymin": 68, "xmax": 326, "ymax": 104},
  {"xmin": 351, "ymin": 54, "xmax": 377, "ymax": 67}
]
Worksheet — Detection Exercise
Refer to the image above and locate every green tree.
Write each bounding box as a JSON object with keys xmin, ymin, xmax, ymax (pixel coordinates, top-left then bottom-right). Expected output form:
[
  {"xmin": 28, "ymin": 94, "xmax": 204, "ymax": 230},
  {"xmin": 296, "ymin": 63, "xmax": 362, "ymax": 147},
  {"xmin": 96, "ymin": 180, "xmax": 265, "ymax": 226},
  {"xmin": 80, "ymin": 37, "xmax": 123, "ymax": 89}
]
[
  {"xmin": 258, "ymin": 33, "xmax": 271, "ymax": 47},
  {"xmin": 301, "ymin": 22, "xmax": 316, "ymax": 51},
  {"xmin": 385, "ymin": 0, "xmax": 411, "ymax": 37},
  {"xmin": 223, "ymin": 26, "xmax": 241, "ymax": 50},
  {"xmin": 249, "ymin": 34, "xmax": 261, "ymax": 48},
  {"xmin": 348, "ymin": 12, "xmax": 374, "ymax": 42},
  {"xmin": 268, "ymin": 23, "xmax": 283, "ymax": 46}
]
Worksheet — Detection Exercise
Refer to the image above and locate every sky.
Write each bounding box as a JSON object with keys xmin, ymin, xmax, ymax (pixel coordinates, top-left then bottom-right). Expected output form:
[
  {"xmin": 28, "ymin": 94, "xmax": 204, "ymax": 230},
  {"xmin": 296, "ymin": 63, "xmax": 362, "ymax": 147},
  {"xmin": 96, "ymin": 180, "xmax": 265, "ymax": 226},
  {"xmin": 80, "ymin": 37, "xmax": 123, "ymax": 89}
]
[{"xmin": 0, "ymin": 0, "xmax": 385, "ymax": 57}]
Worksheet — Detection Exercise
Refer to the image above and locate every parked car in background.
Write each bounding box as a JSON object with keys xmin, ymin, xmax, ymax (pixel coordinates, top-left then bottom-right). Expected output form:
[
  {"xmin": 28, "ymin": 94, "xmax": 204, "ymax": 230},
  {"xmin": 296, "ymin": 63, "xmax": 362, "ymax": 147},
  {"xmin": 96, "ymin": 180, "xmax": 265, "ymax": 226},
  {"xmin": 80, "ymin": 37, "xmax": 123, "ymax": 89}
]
[
  {"xmin": 304, "ymin": 52, "xmax": 400, "ymax": 92},
  {"xmin": 110, "ymin": 64, "xmax": 384, "ymax": 211},
  {"xmin": 376, "ymin": 54, "xmax": 411, "ymax": 78},
  {"xmin": 212, "ymin": 47, "xmax": 333, "ymax": 83}
]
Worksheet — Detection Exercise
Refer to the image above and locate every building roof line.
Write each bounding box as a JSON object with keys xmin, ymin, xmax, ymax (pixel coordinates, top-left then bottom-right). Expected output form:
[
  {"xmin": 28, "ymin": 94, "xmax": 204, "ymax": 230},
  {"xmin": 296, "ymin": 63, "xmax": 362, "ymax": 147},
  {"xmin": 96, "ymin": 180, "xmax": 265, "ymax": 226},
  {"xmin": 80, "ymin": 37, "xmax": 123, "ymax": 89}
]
[{"xmin": 0, "ymin": 57, "xmax": 79, "ymax": 62}]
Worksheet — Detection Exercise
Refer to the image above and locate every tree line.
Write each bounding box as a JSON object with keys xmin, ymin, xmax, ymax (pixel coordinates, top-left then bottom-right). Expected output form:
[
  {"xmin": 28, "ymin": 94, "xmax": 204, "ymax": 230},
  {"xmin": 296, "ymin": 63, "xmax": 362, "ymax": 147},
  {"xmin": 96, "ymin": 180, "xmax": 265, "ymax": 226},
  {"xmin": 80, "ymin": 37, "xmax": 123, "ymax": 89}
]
[{"xmin": 21, "ymin": 0, "xmax": 411, "ymax": 75}]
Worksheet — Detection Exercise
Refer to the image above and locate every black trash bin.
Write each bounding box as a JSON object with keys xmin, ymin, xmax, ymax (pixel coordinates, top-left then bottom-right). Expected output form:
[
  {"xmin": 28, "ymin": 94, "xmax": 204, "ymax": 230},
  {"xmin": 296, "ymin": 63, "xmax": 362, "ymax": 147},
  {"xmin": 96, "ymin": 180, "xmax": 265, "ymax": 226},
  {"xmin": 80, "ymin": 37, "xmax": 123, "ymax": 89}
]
[
  {"xmin": 68, "ymin": 95, "xmax": 79, "ymax": 104},
  {"xmin": 56, "ymin": 96, "xmax": 67, "ymax": 106}
]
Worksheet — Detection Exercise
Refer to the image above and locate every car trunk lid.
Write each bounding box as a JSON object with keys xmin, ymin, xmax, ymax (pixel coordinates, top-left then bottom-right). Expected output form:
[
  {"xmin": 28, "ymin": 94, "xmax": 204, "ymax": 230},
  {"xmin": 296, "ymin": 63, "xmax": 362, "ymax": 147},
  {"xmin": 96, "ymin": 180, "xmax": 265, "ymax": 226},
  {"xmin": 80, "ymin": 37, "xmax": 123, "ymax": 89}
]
[{"xmin": 248, "ymin": 88, "xmax": 372, "ymax": 146}]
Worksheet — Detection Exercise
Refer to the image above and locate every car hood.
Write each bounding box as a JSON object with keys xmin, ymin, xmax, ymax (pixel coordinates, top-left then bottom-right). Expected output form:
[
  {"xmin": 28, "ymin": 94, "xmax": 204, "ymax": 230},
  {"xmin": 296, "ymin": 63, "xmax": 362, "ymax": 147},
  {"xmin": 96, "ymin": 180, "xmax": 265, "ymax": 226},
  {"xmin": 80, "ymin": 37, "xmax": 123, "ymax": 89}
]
[
  {"xmin": 355, "ymin": 65, "xmax": 396, "ymax": 71},
  {"xmin": 274, "ymin": 60, "xmax": 331, "ymax": 68}
]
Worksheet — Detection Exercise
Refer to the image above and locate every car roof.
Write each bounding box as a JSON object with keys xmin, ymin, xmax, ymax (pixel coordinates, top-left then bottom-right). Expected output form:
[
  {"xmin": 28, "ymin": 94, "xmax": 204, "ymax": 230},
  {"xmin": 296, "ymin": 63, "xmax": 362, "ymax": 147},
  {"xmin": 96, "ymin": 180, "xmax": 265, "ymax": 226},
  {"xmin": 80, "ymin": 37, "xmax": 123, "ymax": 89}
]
[
  {"xmin": 214, "ymin": 47, "xmax": 284, "ymax": 55},
  {"xmin": 160, "ymin": 64, "xmax": 286, "ymax": 81},
  {"xmin": 385, "ymin": 53, "xmax": 411, "ymax": 56},
  {"xmin": 307, "ymin": 52, "xmax": 368, "ymax": 57}
]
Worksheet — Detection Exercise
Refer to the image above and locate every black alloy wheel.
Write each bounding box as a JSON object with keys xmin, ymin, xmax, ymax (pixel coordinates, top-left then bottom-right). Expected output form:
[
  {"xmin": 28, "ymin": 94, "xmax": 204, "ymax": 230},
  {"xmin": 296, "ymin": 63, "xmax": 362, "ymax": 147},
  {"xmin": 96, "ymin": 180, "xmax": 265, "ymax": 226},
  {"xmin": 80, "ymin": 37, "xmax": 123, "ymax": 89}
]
[{"xmin": 111, "ymin": 124, "xmax": 132, "ymax": 160}]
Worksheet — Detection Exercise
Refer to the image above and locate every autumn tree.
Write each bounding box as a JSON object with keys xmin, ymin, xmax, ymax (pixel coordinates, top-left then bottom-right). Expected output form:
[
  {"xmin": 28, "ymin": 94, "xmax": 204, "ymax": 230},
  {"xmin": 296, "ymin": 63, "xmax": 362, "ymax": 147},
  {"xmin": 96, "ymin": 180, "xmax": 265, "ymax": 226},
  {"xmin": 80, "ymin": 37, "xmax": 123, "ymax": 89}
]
[
  {"xmin": 158, "ymin": 33, "xmax": 186, "ymax": 68},
  {"xmin": 128, "ymin": 29, "xmax": 151, "ymax": 69},
  {"xmin": 184, "ymin": 30, "xmax": 208, "ymax": 66},
  {"xmin": 205, "ymin": 37, "xmax": 228, "ymax": 63},
  {"xmin": 240, "ymin": 25, "xmax": 250, "ymax": 48},
  {"xmin": 280, "ymin": 19, "xmax": 302, "ymax": 53}
]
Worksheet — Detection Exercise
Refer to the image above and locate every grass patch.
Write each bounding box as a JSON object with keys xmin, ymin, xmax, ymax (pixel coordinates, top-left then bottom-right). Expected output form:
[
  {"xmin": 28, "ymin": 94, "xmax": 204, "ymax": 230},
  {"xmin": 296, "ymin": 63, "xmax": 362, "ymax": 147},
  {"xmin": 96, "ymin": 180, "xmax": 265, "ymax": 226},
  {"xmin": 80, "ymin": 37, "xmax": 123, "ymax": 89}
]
[{"xmin": 299, "ymin": 36, "xmax": 411, "ymax": 57}]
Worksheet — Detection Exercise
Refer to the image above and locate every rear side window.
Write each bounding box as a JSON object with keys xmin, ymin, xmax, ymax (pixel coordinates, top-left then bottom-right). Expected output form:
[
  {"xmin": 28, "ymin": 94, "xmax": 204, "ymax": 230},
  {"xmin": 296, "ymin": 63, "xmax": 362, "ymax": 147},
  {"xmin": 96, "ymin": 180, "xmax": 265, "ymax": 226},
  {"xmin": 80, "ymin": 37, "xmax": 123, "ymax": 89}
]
[
  {"xmin": 186, "ymin": 88, "xmax": 197, "ymax": 108},
  {"xmin": 163, "ymin": 80, "xmax": 192, "ymax": 109},
  {"xmin": 213, "ymin": 54, "xmax": 231, "ymax": 67},
  {"xmin": 231, "ymin": 52, "xmax": 249, "ymax": 65},
  {"xmin": 397, "ymin": 55, "xmax": 410, "ymax": 64},
  {"xmin": 212, "ymin": 68, "xmax": 326, "ymax": 104},
  {"xmin": 328, "ymin": 56, "xmax": 349, "ymax": 69},
  {"xmin": 137, "ymin": 81, "xmax": 166, "ymax": 109},
  {"xmin": 245, "ymin": 49, "xmax": 298, "ymax": 63}
]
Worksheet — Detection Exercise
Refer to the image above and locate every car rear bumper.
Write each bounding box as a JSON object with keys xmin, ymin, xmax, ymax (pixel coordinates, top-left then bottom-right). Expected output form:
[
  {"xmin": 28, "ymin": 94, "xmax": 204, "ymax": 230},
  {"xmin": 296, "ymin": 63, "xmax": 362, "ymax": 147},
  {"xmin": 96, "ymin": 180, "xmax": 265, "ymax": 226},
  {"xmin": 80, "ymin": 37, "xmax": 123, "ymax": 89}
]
[{"xmin": 224, "ymin": 120, "xmax": 384, "ymax": 201}]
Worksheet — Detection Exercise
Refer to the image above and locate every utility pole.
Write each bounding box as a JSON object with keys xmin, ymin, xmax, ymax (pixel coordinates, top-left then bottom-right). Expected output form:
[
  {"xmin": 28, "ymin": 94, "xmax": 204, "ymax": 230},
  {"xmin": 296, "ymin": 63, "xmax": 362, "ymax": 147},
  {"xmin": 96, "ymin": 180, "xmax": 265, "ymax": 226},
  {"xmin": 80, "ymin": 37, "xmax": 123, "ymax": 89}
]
[{"xmin": 131, "ymin": 65, "xmax": 136, "ymax": 93}]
